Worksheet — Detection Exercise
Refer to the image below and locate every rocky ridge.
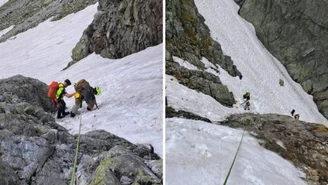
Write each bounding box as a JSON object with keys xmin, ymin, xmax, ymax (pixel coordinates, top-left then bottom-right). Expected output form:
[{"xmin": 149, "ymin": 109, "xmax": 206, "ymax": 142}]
[
  {"xmin": 165, "ymin": 0, "xmax": 241, "ymax": 114},
  {"xmin": 0, "ymin": 75, "xmax": 162, "ymax": 185}
]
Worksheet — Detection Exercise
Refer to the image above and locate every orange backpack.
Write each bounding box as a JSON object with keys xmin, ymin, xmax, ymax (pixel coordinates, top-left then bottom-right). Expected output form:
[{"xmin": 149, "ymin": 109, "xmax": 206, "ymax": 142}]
[{"xmin": 47, "ymin": 81, "xmax": 59, "ymax": 100}]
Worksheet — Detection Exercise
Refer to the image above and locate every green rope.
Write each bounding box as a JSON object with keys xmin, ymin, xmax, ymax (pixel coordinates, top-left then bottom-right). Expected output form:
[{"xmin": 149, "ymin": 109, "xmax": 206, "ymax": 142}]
[
  {"xmin": 223, "ymin": 130, "xmax": 245, "ymax": 185},
  {"xmin": 70, "ymin": 116, "xmax": 82, "ymax": 185}
]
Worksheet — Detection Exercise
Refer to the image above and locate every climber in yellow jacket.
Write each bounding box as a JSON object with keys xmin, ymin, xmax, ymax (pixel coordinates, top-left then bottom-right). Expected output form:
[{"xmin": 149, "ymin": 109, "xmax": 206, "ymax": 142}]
[{"xmin": 56, "ymin": 79, "xmax": 75, "ymax": 119}]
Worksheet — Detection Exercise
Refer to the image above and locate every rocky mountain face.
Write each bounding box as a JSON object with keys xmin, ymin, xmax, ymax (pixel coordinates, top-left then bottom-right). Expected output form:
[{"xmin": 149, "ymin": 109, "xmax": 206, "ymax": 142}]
[
  {"xmin": 0, "ymin": 0, "xmax": 97, "ymax": 42},
  {"xmin": 0, "ymin": 75, "xmax": 162, "ymax": 185},
  {"xmin": 165, "ymin": 0, "xmax": 241, "ymax": 112},
  {"xmin": 68, "ymin": 0, "xmax": 163, "ymax": 68},
  {"xmin": 221, "ymin": 113, "xmax": 328, "ymax": 185},
  {"xmin": 234, "ymin": 0, "xmax": 328, "ymax": 119}
]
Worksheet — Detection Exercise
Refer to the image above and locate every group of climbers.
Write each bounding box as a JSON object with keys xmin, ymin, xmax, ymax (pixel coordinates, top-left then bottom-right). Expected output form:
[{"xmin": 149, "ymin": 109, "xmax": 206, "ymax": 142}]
[
  {"xmin": 240, "ymin": 90, "xmax": 300, "ymax": 120},
  {"xmin": 47, "ymin": 79, "xmax": 101, "ymax": 119}
]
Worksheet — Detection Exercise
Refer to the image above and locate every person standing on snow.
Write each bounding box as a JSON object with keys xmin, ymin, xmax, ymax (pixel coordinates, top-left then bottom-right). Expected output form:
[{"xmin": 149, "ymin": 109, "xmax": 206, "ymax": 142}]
[
  {"xmin": 56, "ymin": 79, "xmax": 75, "ymax": 119},
  {"xmin": 243, "ymin": 91, "xmax": 251, "ymax": 110}
]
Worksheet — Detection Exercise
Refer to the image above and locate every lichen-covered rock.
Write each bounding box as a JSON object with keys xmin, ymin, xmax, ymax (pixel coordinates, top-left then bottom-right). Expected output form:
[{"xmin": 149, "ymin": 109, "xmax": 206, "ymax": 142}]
[
  {"xmin": 68, "ymin": 0, "xmax": 163, "ymax": 67},
  {"xmin": 89, "ymin": 157, "xmax": 121, "ymax": 185},
  {"xmin": 165, "ymin": 0, "xmax": 240, "ymax": 111},
  {"xmin": 166, "ymin": 0, "xmax": 241, "ymax": 77},
  {"xmin": 235, "ymin": 0, "xmax": 328, "ymax": 119},
  {"xmin": 77, "ymin": 146, "xmax": 162, "ymax": 185}
]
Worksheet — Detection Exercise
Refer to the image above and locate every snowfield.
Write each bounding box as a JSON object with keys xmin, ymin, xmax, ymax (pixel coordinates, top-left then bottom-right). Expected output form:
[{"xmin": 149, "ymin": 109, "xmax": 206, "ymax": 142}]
[
  {"xmin": 0, "ymin": 4, "xmax": 163, "ymax": 157},
  {"xmin": 166, "ymin": 118, "xmax": 307, "ymax": 185}
]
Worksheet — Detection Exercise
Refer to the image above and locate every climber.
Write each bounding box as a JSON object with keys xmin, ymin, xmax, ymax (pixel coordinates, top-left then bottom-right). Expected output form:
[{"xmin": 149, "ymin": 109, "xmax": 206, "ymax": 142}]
[
  {"xmin": 291, "ymin": 109, "xmax": 295, "ymax": 116},
  {"xmin": 294, "ymin": 114, "xmax": 300, "ymax": 120},
  {"xmin": 242, "ymin": 91, "xmax": 251, "ymax": 110},
  {"xmin": 55, "ymin": 79, "xmax": 75, "ymax": 119},
  {"xmin": 70, "ymin": 79, "xmax": 101, "ymax": 117},
  {"xmin": 243, "ymin": 91, "xmax": 250, "ymax": 101},
  {"xmin": 243, "ymin": 100, "xmax": 250, "ymax": 110}
]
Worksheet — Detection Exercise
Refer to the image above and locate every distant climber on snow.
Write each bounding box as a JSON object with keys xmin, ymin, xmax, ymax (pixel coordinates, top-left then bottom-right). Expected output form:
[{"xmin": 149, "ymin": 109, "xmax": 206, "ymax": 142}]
[
  {"xmin": 242, "ymin": 91, "xmax": 250, "ymax": 110},
  {"xmin": 70, "ymin": 79, "xmax": 101, "ymax": 117},
  {"xmin": 47, "ymin": 79, "xmax": 75, "ymax": 119},
  {"xmin": 294, "ymin": 113, "xmax": 300, "ymax": 120},
  {"xmin": 290, "ymin": 109, "xmax": 299, "ymax": 120},
  {"xmin": 291, "ymin": 109, "xmax": 295, "ymax": 116},
  {"xmin": 243, "ymin": 91, "xmax": 250, "ymax": 101}
]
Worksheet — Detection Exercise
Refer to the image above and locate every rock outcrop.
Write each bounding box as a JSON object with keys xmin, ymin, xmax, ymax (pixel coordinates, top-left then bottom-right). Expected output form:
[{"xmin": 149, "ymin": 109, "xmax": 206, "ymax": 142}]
[
  {"xmin": 221, "ymin": 113, "xmax": 328, "ymax": 185},
  {"xmin": 67, "ymin": 0, "xmax": 163, "ymax": 68},
  {"xmin": 0, "ymin": 0, "xmax": 97, "ymax": 42},
  {"xmin": 166, "ymin": 0, "xmax": 241, "ymax": 77},
  {"xmin": 0, "ymin": 75, "xmax": 162, "ymax": 185},
  {"xmin": 235, "ymin": 0, "xmax": 328, "ymax": 119},
  {"xmin": 165, "ymin": 0, "xmax": 240, "ymax": 114}
]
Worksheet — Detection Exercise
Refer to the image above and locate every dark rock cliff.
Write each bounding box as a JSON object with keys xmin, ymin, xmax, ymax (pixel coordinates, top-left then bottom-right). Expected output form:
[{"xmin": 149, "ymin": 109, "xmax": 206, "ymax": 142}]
[
  {"xmin": 165, "ymin": 0, "xmax": 241, "ymax": 114},
  {"xmin": 67, "ymin": 0, "xmax": 163, "ymax": 68}
]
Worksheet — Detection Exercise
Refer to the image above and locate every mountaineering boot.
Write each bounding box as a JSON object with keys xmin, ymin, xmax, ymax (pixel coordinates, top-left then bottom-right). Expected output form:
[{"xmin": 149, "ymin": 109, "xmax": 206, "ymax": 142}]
[
  {"xmin": 70, "ymin": 112, "xmax": 75, "ymax": 117},
  {"xmin": 57, "ymin": 115, "xmax": 64, "ymax": 119},
  {"xmin": 63, "ymin": 111, "xmax": 70, "ymax": 116}
]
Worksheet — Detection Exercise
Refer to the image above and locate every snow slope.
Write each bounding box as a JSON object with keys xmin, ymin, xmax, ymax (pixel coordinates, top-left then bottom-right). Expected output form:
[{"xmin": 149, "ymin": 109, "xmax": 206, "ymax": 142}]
[
  {"xmin": 191, "ymin": 0, "xmax": 328, "ymax": 125},
  {"xmin": 0, "ymin": 4, "xmax": 163, "ymax": 156},
  {"xmin": 166, "ymin": 0, "xmax": 328, "ymax": 125},
  {"xmin": 166, "ymin": 118, "xmax": 306, "ymax": 185}
]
